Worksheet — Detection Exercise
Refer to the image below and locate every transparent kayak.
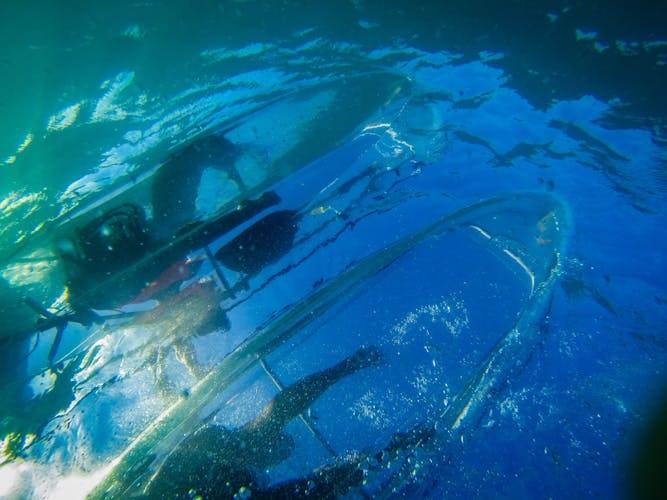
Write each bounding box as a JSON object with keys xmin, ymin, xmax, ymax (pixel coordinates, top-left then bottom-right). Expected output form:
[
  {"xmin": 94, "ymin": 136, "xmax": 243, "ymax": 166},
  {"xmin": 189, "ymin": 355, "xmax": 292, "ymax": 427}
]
[{"xmin": 75, "ymin": 190, "xmax": 568, "ymax": 498}]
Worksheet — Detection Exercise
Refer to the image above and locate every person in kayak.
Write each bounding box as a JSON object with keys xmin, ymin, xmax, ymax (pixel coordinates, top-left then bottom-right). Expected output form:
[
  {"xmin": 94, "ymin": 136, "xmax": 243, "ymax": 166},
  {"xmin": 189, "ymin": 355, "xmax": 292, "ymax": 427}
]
[{"xmin": 54, "ymin": 133, "xmax": 283, "ymax": 311}]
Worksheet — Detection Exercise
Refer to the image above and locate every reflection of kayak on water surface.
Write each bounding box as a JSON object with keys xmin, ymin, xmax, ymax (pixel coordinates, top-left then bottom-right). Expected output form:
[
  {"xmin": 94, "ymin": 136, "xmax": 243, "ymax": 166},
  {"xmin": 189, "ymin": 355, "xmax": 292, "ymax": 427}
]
[
  {"xmin": 0, "ymin": 71, "xmax": 409, "ymax": 343},
  {"xmin": 0, "ymin": 65, "xmax": 572, "ymax": 499}
]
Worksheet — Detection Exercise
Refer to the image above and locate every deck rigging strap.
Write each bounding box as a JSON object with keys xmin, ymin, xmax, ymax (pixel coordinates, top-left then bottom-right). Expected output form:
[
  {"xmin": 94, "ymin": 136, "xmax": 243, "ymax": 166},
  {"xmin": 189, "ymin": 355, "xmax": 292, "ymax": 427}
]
[{"xmin": 204, "ymin": 245, "xmax": 235, "ymax": 298}]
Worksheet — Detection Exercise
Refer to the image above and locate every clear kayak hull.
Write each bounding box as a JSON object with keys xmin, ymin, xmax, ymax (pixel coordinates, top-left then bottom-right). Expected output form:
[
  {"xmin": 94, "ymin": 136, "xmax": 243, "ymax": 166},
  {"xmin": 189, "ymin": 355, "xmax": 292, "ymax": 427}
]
[{"xmin": 85, "ymin": 191, "xmax": 569, "ymax": 498}]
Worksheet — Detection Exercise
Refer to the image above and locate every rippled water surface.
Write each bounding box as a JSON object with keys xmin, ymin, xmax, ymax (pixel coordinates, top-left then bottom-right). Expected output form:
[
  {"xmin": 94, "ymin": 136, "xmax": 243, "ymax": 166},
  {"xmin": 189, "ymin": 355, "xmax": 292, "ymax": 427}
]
[{"xmin": 1, "ymin": 2, "xmax": 666, "ymax": 499}]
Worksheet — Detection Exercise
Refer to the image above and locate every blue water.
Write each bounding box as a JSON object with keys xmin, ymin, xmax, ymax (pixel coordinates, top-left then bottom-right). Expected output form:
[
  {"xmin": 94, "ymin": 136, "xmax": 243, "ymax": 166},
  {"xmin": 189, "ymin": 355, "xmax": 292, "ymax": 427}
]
[{"xmin": 1, "ymin": 2, "xmax": 666, "ymax": 499}]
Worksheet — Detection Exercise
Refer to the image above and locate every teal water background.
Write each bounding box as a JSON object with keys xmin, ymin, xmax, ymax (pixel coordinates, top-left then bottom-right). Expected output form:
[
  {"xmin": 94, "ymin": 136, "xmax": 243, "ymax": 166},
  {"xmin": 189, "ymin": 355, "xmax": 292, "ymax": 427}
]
[{"xmin": 1, "ymin": 1, "xmax": 666, "ymax": 498}]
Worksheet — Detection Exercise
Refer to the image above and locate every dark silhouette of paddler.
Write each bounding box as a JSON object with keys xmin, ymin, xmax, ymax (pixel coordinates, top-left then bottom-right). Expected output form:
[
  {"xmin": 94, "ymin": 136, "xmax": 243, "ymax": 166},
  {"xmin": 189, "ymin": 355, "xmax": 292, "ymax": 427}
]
[
  {"xmin": 144, "ymin": 346, "xmax": 384, "ymax": 499},
  {"xmin": 54, "ymin": 133, "xmax": 293, "ymax": 311}
]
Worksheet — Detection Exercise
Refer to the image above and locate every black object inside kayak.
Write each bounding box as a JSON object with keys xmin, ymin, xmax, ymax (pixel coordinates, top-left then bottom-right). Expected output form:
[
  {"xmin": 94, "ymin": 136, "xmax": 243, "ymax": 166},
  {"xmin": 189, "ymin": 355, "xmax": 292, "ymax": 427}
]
[{"xmin": 215, "ymin": 210, "xmax": 300, "ymax": 276}]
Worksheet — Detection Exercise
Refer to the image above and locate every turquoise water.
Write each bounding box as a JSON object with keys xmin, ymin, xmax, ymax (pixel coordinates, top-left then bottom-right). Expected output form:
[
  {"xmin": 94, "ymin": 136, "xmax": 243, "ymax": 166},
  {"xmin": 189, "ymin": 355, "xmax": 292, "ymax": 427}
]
[{"xmin": 1, "ymin": 1, "xmax": 666, "ymax": 498}]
